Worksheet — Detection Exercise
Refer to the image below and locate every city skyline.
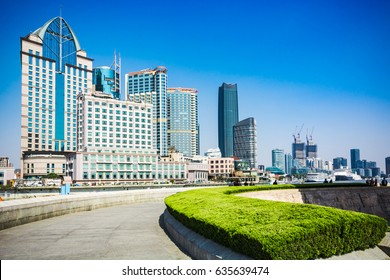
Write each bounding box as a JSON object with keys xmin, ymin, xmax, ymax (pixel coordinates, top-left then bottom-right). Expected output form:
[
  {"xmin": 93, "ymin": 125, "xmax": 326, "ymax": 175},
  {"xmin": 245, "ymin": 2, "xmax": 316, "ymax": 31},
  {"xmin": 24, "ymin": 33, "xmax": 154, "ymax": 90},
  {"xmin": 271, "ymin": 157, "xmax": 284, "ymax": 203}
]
[{"xmin": 0, "ymin": 0, "xmax": 389, "ymax": 170}]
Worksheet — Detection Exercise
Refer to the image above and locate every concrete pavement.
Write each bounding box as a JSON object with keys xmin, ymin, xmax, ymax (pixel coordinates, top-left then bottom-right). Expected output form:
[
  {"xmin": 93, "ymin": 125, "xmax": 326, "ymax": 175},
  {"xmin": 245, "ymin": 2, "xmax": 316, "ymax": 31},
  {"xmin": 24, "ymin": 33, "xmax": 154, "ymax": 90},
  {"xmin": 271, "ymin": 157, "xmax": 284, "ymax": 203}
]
[{"xmin": 0, "ymin": 201, "xmax": 190, "ymax": 260}]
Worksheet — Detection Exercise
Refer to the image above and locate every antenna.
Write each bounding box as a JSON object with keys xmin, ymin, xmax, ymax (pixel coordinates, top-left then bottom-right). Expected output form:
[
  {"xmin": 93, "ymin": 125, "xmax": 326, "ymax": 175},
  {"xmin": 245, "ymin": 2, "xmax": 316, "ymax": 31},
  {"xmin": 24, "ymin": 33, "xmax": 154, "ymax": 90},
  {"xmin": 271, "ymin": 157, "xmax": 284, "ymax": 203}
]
[
  {"xmin": 60, "ymin": 0, "xmax": 62, "ymax": 18},
  {"xmin": 111, "ymin": 50, "xmax": 121, "ymax": 99}
]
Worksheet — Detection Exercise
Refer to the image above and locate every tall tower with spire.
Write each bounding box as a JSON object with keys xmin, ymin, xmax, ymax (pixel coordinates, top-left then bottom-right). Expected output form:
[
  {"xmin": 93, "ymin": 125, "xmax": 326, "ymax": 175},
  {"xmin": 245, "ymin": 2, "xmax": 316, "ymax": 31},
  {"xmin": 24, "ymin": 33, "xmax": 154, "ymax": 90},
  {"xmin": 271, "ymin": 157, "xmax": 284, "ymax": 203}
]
[{"xmin": 20, "ymin": 17, "xmax": 93, "ymax": 177}]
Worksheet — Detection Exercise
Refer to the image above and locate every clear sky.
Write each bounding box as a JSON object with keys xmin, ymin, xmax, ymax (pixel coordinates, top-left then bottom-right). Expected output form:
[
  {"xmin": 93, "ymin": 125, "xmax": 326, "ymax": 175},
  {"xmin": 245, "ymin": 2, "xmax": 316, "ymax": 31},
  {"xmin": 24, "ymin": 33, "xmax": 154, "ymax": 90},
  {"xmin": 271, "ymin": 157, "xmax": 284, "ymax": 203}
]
[{"xmin": 0, "ymin": 0, "xmax": 389, "ymax": 170}]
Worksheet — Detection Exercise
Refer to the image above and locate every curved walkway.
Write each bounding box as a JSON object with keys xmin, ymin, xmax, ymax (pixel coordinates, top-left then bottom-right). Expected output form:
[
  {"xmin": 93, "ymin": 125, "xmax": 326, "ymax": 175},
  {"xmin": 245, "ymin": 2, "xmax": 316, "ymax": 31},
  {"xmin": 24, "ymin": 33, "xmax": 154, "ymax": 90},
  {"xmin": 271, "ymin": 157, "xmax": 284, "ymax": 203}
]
[{"xmin": 0, "ymin": 201, "xmax": 190, "ymax": 260}]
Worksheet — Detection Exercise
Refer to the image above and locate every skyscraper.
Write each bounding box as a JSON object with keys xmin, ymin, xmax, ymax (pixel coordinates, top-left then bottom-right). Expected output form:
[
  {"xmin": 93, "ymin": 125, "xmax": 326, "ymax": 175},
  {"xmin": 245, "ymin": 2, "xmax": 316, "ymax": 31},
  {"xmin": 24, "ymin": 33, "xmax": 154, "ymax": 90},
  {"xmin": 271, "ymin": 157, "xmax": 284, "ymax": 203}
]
[
  {"xmin": 218, "ymin": 83, "xmax": 239, "ymax": 157},
  {"xmin": 233, "ymin": 118, "xmax": 257, "ymax": 169},
  {"xmin": 386, "ymin": 157, "xmax": 390, "ymax": 176},
  {"xmin": 125, "ymin": 67, "xmax": 168, "ymax": 155},
  {"xmin": 20, "ymin": 17, "xmax": 93, "ymax": 177},
  {"xmin": 167, "ymin": 88, "xmax": 199, "ymax": 157},
  {"xmin": 292, "ymin": 135, "xmax": 305, "ymax": 167},
  {"xmin": 272, "ymin": 149, "xmax": 285, "ymax": 172},
  {"xmin": 350, "ymin": 149, "xmax": 360, "ymax": 170},
  {"xmin": 285, "ymin": 153, "xmax": 292, "ymax": 174},
  {"xmin": 306, "ymin": 135, "xmax": 318, "ymax": 159}
]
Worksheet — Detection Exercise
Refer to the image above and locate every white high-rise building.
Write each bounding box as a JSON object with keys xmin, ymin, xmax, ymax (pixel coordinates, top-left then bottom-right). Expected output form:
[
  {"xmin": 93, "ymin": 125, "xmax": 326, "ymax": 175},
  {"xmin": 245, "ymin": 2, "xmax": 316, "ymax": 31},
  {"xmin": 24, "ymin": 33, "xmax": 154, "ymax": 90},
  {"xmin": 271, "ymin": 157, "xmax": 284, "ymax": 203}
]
[
  {"xmin": 125, "ymin": 67, "xmax": 168, "ymax": 156},
  {"xmin": 20, "ymin": 17, "xmax": 93, "ymax": 178},
  {"xmin": 167, "ymin": 88, "xmax": 199, "ymax": 157}
]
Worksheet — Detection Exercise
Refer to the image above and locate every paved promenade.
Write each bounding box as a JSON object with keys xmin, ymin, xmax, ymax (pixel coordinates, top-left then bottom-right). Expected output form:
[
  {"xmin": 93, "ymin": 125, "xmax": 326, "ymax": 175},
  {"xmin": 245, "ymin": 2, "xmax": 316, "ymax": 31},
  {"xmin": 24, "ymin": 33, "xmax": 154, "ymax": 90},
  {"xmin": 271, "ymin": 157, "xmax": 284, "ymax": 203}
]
[
  {"xmin": 1, "ymin": 187, "xmax": 389, "ymax": 260},
  {"xmin": 0, "ymin": 201, "xmax": 190, "ymax": 260}
]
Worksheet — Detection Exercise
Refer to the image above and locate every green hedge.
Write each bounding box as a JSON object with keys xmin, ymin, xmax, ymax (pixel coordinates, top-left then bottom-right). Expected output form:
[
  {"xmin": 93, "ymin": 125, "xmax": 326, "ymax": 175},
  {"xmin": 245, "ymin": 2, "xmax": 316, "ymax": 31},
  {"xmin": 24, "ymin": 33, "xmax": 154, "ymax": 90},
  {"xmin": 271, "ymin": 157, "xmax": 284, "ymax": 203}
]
[{"xmin": 165, "ymin": 185, "xmax": 387, "ymax": 260}]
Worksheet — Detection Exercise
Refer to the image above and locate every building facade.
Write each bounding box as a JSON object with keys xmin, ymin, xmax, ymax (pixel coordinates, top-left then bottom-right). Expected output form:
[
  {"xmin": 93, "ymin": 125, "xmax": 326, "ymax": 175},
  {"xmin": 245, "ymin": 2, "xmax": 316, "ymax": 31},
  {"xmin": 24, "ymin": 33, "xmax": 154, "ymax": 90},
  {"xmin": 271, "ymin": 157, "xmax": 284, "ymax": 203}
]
[
  {"xmin": 208, "ymin": 157, "xmax": 234, "ymax": 179},
  {"xmin": 386, "ymin": 157, "xmax": 390, "ymax": 176},
  {"xmin": 333, "ymin": 157, "xmax": 348, "ymax": 169},
  {"xmin": 20, "ymin": 17, "xmax": 93, "ymax": 177},
  {"xmin": 218, "ymin": 83, "xmax": 239, "ymax": 157},
  {"xmin": 70, "ymin": 91, "xmax": 186, "ymax": 183},
  {"xmin": 76, "ymin": 92, "xmax": 154, "ymax": 152},
  {"xmin": 350, "ymin": 149, "xmax": 360, "ymax": 170},
  {"xmin": 125, "ymin": 67, "xmax": 168, "ymax": 156},
  {"xmin": 167, "ymin": 88, "xmax": 199, "ymax": 157},
  {"xmin": 232, "ymin": 117, "xmax": 256, "ymax": 169},
  {"xmin": 0, "ymin": 157, "xmax": 15, "ymax": 186},
  {"xmin": 205, "ymin": 148, "xmax": 222, "ymax": 158},
  {"xmin": 272, "ymin": 149, "xmax": 285, "ymax": 172},
  {"xmin": 92, "ymin": 64, "xmax": 120, "ymax": 100},
  {"xmin": 292, "ymin": 139, "xmax": 305, "ymax": 167},
  {"xmin": 306, "ymin": 137, "xmax": 318, "ymax": 158}
]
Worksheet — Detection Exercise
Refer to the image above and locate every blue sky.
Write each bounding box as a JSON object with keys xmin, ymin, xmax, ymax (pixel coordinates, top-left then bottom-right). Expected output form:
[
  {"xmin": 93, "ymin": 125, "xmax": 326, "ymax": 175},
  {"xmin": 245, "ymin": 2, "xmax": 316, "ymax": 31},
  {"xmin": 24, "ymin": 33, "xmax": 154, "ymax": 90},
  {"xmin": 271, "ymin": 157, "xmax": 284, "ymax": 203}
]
[{"xmin": 0, "ymin": 0, "xmax": 389, "ymax": 170}]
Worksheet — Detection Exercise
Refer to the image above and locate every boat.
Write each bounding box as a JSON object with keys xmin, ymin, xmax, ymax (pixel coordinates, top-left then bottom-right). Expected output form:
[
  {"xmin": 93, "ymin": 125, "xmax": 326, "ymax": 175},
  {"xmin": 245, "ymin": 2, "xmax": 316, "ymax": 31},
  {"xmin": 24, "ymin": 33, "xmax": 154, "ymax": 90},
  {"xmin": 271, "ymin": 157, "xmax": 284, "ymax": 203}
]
[
  {"xmin": 331, "ymin": 169, "xmax": 365, "ymax": 183},
  {"xmin": 304, "ymin": 172, "xmax": 329, "ymax": 183}
]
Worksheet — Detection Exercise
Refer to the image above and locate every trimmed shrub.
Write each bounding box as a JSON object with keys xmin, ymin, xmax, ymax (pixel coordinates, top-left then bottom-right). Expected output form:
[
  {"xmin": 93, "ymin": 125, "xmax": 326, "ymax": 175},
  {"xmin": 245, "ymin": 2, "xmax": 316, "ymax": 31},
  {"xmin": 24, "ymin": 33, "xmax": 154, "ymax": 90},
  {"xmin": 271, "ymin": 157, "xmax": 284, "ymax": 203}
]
[{"xmin": 165, "ymin": 185, "xmax": 387, "ymax": 260}]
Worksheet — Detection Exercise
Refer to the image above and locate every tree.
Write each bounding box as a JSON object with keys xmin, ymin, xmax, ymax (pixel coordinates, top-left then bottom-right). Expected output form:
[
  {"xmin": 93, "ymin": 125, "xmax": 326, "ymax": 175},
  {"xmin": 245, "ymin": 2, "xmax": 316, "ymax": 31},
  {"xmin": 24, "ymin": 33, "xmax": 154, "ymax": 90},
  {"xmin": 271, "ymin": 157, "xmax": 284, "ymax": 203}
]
[{"xmin": 44, "ymin": 173, "xmax": 61, "ymax": 179}]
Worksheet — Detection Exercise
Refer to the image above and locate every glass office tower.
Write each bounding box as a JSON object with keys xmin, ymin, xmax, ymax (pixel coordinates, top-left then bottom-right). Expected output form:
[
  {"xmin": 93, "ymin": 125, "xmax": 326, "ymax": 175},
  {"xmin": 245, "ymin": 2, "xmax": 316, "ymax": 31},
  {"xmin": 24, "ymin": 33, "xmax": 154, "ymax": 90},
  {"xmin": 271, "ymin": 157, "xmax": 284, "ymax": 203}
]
[
  {"xmin": 93, "ymin": 67, "xmax": 120, "ymax": 99},
  {"xmin": 218, "ymin": 83, "xmax": 239, "ymax": 157},
  {"xmin": 233, "ymin": 118, "xmax": 257, "ymax": 169},
  {"xmin": 350, "ymin": 149, "xmax": 360, "ymax": 170},
  {"xmin": 272, "ymin": 149, "xmax": 285, "ymax": 172}
]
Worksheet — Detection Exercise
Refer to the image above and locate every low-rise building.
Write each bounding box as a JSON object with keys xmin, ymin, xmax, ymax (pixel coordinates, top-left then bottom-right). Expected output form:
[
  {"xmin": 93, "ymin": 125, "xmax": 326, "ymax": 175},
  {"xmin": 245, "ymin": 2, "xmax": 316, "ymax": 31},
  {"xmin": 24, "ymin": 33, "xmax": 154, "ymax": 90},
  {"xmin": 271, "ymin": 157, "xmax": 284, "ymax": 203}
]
[
  {"xmin": 22, "ymin": 151, "xmax": 68, "ymax": 180},
  {"xmin": 187, "ymin": 160, "xmax": 208, "ymax": 183},
  {"xmin": 208, "ymin": 157, "xmax": 234, "ymax": 179},
  {"xmin": 0, "ymin": 157, "xmax": 15, "ymax": 186}
]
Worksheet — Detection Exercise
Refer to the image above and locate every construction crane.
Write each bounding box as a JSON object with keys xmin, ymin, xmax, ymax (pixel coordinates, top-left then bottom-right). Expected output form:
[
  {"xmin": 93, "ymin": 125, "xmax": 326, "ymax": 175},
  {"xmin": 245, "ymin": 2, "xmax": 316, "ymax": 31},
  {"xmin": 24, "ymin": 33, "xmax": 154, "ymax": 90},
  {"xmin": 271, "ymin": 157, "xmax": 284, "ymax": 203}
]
[
  {"xmin": 306, "ymin": 126, "xmax": 315, "ymax": 142},
  {"xmin": 293, "ymin": 123, "xmax": 304, "ymax": 143}
]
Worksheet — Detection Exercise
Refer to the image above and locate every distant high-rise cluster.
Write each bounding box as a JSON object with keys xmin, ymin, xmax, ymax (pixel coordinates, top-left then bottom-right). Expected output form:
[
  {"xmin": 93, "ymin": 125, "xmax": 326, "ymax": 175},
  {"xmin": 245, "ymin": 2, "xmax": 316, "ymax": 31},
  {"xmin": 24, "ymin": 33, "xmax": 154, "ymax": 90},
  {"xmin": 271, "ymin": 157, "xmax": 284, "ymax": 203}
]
[
  {"xmin": 272, "ymin": 135, "xmax": 384, "ymax": 177},
  {"xmin": 349, "ymin": 148, "xmax": 381, "ymax": 177}
]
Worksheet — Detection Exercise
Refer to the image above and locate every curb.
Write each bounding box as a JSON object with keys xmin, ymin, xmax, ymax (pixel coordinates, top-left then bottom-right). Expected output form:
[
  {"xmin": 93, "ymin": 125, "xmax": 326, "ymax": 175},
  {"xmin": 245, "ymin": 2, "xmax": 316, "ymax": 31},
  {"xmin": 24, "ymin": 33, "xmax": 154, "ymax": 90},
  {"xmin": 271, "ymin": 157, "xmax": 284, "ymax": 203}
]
[{"xmin": 163, "ymin": 209, "xmax": 252, "ymax": 260}]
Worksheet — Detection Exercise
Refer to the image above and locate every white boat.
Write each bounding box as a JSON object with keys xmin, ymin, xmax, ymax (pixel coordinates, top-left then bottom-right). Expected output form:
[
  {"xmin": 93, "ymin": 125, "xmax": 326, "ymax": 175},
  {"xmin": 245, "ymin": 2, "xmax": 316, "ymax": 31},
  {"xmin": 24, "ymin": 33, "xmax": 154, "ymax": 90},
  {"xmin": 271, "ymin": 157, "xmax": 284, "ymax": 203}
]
[
  {"xmin": 331, "ymin": 169, "xmax": 365, "ymax": 183},
  {"xmin": 305, "ymin": 172, "xmax": 329, "ymax": 183}
]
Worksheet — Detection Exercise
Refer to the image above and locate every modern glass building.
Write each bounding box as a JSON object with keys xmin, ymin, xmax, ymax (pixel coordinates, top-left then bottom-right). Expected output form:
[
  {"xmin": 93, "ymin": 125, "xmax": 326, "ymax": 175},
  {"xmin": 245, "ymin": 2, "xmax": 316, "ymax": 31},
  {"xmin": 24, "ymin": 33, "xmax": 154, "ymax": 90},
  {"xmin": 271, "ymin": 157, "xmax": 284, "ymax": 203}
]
[
  {"xmin": 20, "ymin": 17, "xmax": 93, "ymax": 177},
  {"xmin": 167, "ymin": 88, "xmax": 199, "ymax": 157},
  {"xmin": 350, "ymin": 149, "xmax": 360, "ymax": 170},
  {"xmin": 272, "ymin": 149, "xmax": 285, "ymax": 172},
  {"xmin": 285, "ymin": 153, "xmax": 292, "ymax": 174},
  {"xmin": 233, "ymin": 117, "xmax": 257, "ymax": 169},
  {"xmin": 333, "ymin": 157, "xmax": 348, "ymax": 169},
  {"xmin": 386, "ymin": 157, "xmax": 390, "ymax": 176},
  {"xmin": 218, "ymin": 83, "xmax": 239, "ymax": 157},
  {"xmin": 125, "ymin": 67, "xmax": 168, "ymax": 156},
  {"xmin": 93, "ymin": 66, "xmax": 120, "ymax": 99}
]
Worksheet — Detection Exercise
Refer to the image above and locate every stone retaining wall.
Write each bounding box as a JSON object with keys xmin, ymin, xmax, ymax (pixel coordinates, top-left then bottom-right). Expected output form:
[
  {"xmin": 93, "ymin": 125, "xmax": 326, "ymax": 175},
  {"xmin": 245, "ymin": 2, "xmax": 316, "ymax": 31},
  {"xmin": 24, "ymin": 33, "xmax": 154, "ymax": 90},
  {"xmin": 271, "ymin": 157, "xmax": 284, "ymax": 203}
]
[{"xmin": 239, "ymin": 187, "xmax": 390, "ymax": 222}]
